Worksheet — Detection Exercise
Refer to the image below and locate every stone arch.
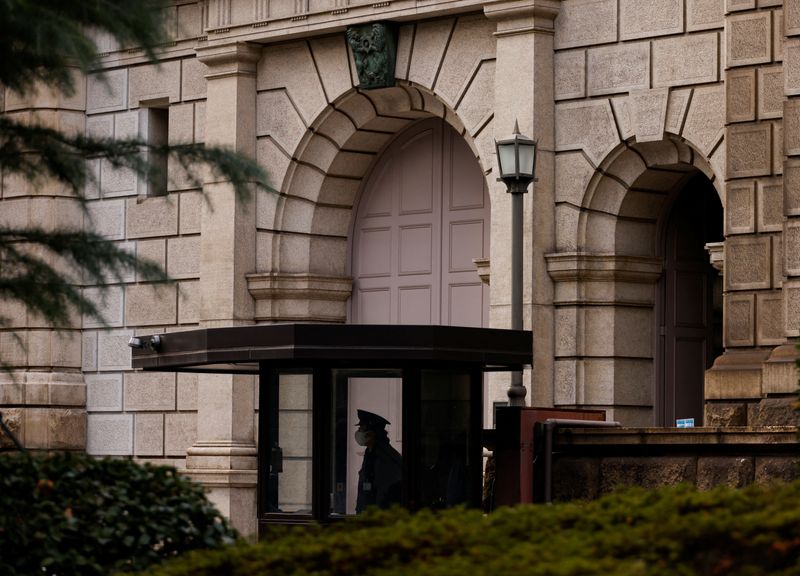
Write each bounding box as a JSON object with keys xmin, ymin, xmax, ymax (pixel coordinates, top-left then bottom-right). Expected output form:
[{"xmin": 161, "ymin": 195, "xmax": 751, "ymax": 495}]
[
  {"xmin": 269, "ymin": 85, "xmax": 492, "ymax": 275},
  {"xmin": 548, "ymin": 135, "xmax": 724, "ymax": 426},
  {"xmin": 578, "ymin": 136, "xmax": 722, "ymax": 257},
  {"xmin": 250, "ymin": 84, "xmax": 494, "ymax": 322}
]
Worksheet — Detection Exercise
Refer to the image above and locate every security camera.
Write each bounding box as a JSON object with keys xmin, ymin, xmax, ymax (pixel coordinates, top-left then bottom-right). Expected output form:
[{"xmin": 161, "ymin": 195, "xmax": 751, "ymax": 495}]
[{"xmin": 128, "ymin": 334, "xmax": 162, "ymax": 351}]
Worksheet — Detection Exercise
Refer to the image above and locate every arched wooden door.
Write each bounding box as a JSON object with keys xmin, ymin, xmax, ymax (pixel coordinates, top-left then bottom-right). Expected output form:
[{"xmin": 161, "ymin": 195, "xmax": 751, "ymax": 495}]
[
  {"xmin": 659, "ymin": 175, "xmax": 723, "ymax": 426},
  {"xmin": 350, "ymin": 118, "xmax": 490, "ymax": 327}
]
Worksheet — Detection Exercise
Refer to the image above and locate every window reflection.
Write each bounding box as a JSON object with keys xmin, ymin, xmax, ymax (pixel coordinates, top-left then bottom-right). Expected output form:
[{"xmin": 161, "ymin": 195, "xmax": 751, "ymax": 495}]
[
  {"xmin": 267, "ymin": 372, "xmax": 313, "ymax": 514},
  {"xmin": 419, "ymin": 371, "xmax": 474, "ymax": 509}
]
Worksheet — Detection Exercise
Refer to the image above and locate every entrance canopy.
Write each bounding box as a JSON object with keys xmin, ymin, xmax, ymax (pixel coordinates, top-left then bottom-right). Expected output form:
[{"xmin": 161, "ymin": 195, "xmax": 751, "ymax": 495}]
[
  {"xmin": 131, "ymin": 324, "xmax": 532, "ymax": 529},
  {"xmin": 130, "ymin": 324, "xmax": 532, "ymax": 373}
]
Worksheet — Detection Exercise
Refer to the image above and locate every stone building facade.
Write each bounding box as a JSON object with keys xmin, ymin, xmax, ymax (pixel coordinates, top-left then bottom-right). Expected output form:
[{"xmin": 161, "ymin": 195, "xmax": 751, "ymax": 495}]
[{"xmin": 2, "ymin": 0, "xmax": 799, "ymax": 534}]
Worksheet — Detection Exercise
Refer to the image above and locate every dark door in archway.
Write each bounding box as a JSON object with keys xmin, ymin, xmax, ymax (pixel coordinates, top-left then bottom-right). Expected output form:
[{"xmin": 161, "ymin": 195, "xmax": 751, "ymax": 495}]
[{"xmin": 661, "ymin": 175, "xmax": 723, "ymax": 426}]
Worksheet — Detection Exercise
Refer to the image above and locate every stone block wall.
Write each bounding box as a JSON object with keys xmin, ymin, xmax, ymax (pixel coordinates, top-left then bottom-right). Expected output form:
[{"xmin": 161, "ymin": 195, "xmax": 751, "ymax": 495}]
[
  {"xmin": 550, "ymin": 0, "xmax": 727, "ymax": 425},
  {"xmin": 0, "ymin": 71, "xmax": 88, "ymax": 451},
  {"xmin": 80, "ymin": 15, "xmax": 210, "ymax": 463},
  {"xmin": 706, "ymin": 0, "xmax": 796, "ymax": 426}
]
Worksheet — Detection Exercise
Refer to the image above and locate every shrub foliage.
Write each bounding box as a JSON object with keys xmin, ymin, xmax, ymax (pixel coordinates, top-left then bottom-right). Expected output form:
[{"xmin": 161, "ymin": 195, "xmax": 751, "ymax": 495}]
[
  {"xmin": 0, "ymin": 452, "xmax": 236, "ymax": 575},
  {"xmin": 144, "ymin": 481, "xmax": 800, "ymax": 576}
]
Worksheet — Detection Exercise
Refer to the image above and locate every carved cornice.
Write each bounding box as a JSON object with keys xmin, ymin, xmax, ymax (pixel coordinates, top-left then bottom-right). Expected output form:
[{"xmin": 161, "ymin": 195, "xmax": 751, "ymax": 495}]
[
  {"xmin": 545, "ymin": 252, "xmax": 663, "ymax": 284},
  {"xmin": 246, "ymin": 272, "xmax": 353, "ymax": 323},
  {"xmin": 485, "ymin": 0, "xmax": 561, "ymax": 36},
  {"xmin": 195, "ymin": 41, "xmax": 262, "ymax": 79}
]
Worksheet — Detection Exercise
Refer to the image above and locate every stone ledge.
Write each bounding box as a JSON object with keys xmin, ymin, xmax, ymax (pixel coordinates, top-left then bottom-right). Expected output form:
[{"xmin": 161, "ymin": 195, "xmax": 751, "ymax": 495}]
[
  {"xmin": 247, "ymin": 272, "xmax": 352, "ymax": 323},
  {"xmin": 556, "ymin": 426, "xmax": 799, "ymax": 447}
]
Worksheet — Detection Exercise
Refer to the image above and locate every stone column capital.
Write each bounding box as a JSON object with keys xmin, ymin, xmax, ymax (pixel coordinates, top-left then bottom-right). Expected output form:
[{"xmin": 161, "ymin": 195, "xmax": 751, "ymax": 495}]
[
  {"xmin": 195, "ymin": 41, "xmax": 262, "ymax": 78},
  {"xmin": 484, "ymin": 0, "xmax": 561, "ymax": 30}
]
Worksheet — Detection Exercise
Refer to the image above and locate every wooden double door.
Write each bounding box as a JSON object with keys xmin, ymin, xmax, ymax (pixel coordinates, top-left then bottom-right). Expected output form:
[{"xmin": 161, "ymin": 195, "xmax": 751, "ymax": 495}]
[{"xmin": 350, "ymin": 118, "xmax": 490, "ymax": 327}]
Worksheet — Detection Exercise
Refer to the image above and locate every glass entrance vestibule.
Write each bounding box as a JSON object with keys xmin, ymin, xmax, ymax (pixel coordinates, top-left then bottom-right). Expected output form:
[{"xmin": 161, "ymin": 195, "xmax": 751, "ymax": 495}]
[{"xmin": 131, "ymin": 324, "xmax": 532, "ymax": 532}]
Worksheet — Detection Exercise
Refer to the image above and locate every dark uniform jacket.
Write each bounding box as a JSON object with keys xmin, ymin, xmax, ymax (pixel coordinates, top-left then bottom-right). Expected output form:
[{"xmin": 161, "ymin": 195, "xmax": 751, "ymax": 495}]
[{"xmin": 356, "ymin": 440, "xmax": 402, "ymax": 512}]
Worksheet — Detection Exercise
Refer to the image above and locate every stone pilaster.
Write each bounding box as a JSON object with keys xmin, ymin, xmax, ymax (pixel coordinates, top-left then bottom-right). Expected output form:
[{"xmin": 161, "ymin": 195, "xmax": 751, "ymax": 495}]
[
  {"xmin": 485, "ymin": 0, "xmax": 560, "ymax": 409},
  {"xmin": 706, "ymin": 1, "xmax": 790, "ymax": 425},
  {"xmin": 0, "ymin": 71, "xmax": 88, "ymax": 451},
  {"xmin": 184, "ymin": 42, "xmax": 261, "ymax": 539}
]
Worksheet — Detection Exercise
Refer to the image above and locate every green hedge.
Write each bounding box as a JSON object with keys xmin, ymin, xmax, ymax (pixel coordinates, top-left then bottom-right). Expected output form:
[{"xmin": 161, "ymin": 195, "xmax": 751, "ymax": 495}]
[
  {"xmin": 143, "ymin": 480, "xmax": 800, "ymax": 576},
  {"xmin": 0, "ymin": 452, "xmax": 236, "ymax": 575}
]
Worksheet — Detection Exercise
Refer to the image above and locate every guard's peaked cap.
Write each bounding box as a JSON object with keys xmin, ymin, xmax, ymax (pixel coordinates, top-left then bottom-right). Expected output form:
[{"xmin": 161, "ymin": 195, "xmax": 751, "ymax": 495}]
[{"xmin": 355, "ymin": 409, "xmax": 390, "ymax": 430}]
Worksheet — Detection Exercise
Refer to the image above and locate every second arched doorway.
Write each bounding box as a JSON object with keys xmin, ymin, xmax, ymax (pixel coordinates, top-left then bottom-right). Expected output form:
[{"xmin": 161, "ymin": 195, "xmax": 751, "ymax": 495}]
[{"xmin": 658, "ymin": 173, "xmax": 724, "ymax": 426}]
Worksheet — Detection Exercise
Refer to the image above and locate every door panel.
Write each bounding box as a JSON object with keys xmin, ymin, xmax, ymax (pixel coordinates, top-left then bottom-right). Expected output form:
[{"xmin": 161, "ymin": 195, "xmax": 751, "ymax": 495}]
[
  {"xmin": 351, "ymin": 118, "xmax": 489, "ymax": 327},
  {"xmin": 661, "ymin": 176, "xmax": 723, "ymax": 425}
]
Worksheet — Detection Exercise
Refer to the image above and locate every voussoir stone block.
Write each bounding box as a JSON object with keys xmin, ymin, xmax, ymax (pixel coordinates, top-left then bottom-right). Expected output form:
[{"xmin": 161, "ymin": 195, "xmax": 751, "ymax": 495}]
[
  {"xmin": 619, "ymin": 0, "xmax": 683, "ymax": 40},
  {"xmin": 435, "ymin": 14, "xmax": 495, "ymax": 108},
  {"xmin": 256, "ymin": 90, "xmax": 305, "ymax": 155},
  {"xmin": 683, "ymin": 85, "xmax": 726, "ymax": 155},
  {"xmin": 308, "ymin": 35, "xmax": 352, "ymax": 103},
  {"xmin": 554, "ymin": 0, "xmax": 617, "ymax": 50},
  {"xmin": 259, "ymin": 42, "xmax": 327, "ymax": 125},
  {"xmin": 455, "ymin": 60, "xmax": 495, "ymax": 135},
  {"xmin": 652, "ymin": 33, "xmax": 719, "ymax": 87},
  {"xmin": 587, "ymin": 42, "xmax": 650, "ymax": 96},
  {"xmin": 408, "ymin": 18, "xmax": 455, "ymax": 90},
  {"xmin": 555, "ymin": 100, "xmax": 619, "ymax": 166},
  {"xmin": 629, "ymin": 88, "xmax": 669, "ymax": 142}
]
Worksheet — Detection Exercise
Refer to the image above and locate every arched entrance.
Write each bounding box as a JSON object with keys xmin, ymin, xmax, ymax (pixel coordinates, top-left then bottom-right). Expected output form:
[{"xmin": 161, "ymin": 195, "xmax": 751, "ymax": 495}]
[
  {"xmin": 349, "ymin": 117, "xmax": 490, "ymax": 327},
  {"xmin": 550, "ymin": 138, "xmax": 725, "ymax": 426},
  {"xmin": 339, "ymin": 117, "xmax": 490, "ymax": 513},
  {"xmin": 658, "ymin": 174, "xmax": 723, "ymax": 426}
]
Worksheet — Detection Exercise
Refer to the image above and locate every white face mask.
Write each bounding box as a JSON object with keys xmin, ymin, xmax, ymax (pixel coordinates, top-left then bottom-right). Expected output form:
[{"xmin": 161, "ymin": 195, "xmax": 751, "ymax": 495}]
[{"xmin": 355, "ymin": 429, "xmax": 368, "ymax": 446}]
